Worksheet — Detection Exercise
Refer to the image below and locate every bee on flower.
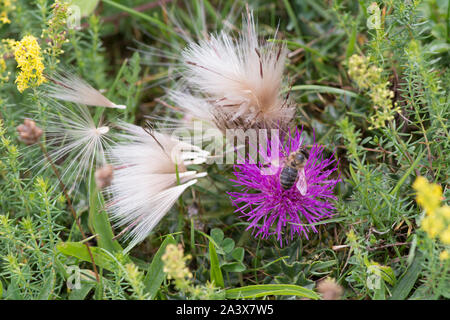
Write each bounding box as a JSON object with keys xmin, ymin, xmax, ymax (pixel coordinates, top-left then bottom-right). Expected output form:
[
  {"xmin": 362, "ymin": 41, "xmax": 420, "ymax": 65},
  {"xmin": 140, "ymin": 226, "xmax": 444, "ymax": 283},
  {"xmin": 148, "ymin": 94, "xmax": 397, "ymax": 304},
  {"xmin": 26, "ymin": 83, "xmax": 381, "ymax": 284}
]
[{"xmin": 228, "ymin": 128, "xmax": 340, "ymax": 245}]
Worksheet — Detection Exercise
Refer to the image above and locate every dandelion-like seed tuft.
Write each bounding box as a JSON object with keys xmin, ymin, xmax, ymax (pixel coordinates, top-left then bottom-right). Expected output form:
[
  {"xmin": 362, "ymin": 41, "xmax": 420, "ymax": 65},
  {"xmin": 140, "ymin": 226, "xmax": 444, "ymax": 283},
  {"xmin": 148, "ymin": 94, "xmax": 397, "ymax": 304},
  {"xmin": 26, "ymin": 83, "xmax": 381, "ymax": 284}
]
[{"xmin": 105, "ymin": 123, "xmax": 209, "ymax": 252}]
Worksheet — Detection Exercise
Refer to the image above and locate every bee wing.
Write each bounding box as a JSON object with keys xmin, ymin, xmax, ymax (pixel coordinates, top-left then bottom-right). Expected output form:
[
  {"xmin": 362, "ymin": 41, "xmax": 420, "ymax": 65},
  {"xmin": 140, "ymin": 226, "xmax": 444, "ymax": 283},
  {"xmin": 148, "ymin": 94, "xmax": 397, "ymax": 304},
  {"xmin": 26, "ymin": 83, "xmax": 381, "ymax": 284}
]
[{"xmin": 296, "ymin": 167, "xmax": 308, "ymax": 196}]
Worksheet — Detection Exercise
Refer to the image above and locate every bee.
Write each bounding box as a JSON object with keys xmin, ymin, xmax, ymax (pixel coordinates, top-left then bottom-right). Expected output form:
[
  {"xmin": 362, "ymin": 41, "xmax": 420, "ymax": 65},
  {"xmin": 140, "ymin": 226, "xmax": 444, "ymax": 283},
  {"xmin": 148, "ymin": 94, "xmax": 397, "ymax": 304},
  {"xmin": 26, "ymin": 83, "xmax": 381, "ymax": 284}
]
[{"xmin": 279, "ymin": 148, "xmax": 308, "ymax": 195}]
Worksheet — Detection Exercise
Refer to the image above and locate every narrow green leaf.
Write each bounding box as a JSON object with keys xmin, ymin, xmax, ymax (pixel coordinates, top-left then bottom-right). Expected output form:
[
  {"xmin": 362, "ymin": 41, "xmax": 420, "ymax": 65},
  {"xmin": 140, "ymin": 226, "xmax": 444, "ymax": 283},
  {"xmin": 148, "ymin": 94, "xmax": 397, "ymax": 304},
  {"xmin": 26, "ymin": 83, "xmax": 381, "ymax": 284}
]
[
  {"xmin": 56, "ymin": 242, "xmax": 116, "ymax": 272},
  {"xmin": 346, "ymin": 21, "xmax": 358, "ymax": 58},
  {"xmin": 89, "ymin": 184, "xmax": 122, "ymax": 253},
  {"xmin": 144, "ymin": 235, "xmax": 176, "ymax": 299},
  {"xmin": 226, "ymin": 284, "xmax": 320, "ymax": 299},
  {"xmin": 391, "ymin": 253, "xmax": 423, "ymax": 300},
  {"xmin": 102, "ymin": 0, "xmax": 175, "ymax": 34},
  {"xmin": 390, "ymin": 150, "xmax": 424, "ymax": 196},
  {"xmin": 196, "ymin": 230, "xmax": 225, "ymax": 255},
  {"xmin": 288, "ymin": 85, "xmax": 360, "ymax": 98},
  {"xmin": 209, "ymin": 241, "xmax": 224, "ymax": 288}
]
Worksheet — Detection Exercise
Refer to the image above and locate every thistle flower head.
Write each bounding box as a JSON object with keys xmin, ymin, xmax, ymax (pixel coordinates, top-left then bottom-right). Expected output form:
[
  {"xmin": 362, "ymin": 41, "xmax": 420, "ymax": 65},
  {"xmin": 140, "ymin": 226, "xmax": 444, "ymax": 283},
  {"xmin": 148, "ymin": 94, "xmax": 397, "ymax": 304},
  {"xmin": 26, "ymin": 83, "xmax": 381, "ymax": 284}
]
[
  {"xmin": 106, "ymin": 123, "xmax": 209, "ymax": 252},
  {"xmin": 44, "ymin": 72, "xmax": 126, "ymax": 109},
  {"xmin": 228, "ymin": 128, "xmax": 340, "ymax": 245}
]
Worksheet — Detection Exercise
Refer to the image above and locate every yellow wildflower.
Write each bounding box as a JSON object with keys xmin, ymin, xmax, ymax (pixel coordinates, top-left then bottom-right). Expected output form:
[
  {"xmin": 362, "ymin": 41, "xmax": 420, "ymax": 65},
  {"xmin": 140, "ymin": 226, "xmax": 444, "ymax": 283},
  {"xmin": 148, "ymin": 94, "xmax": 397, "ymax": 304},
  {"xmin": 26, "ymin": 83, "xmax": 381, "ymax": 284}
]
[
  {"xmin": 0, "ymin": 0, "xmax": 15, "ymax": 25},
  {"xmin": 0, "ymin": 11, "xmax": 10, "ymax": 24},
  {"xmin": 421, "ymin": 215, "xmax": 444, "ymax": 239},
  {"xmin": 0, "ymin": 57, "xmax": 8, "ymax": 82},
  {"xmin": 439, "ymin": 250, "xmax": 449, "ymax": 261},
  {"xmin": 413, "ymin": 176, "xmax": 449, "ymax": 243},
  {"xmin": 413, "ymin": 176, "xmax": 443, "ymax": 214},
  {"xmin": 13, "ymin": 35, "xmax": 46, "ymax": 92},
  {"xmin": 440, "ymin": 226, "xmax": 450, "ymax": 245},
  {"xmin": 0, "ymin": 38, "xmax": 15, "ymax": 83},
  {"xmin": 348, "ymin": 54, "xmax": 399, "ymax": 129},
  {"xmin": 161, "ymin": 244, "xmax": 192, "ymax": 291}
]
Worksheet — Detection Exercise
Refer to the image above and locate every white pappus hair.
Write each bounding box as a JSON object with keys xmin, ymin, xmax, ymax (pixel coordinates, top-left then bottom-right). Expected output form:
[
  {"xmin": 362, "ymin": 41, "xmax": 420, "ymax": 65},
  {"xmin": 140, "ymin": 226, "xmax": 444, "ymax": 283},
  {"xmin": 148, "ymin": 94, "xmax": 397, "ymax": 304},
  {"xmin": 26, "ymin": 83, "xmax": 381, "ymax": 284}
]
[
  {"xmin": 168, "ymin": 7, "xmax": 294, "ymax": 133},
  {"xmin": 105, "ymin": 123, "xmax": 209, "ymax": 252},
  {"xmin": 38, "ymin": 101, "xmax": 113, "ymax": 194},
  {"xmin": 45, "ymin": 72, "xmax": 126, "ymax": 109}
]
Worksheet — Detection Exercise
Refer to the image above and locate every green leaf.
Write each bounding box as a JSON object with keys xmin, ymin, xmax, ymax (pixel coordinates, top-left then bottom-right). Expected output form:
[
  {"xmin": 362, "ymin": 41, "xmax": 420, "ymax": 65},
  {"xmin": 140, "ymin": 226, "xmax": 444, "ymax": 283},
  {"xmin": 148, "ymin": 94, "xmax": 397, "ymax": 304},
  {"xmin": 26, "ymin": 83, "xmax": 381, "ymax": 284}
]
[
  {"xmin": 0, "ymin": 280, "xmax": 3, "ymax": 298},
  {"xmin": 222, "ymin": 262, "xmax": 246, "ymax": 273},
  {"xmin": 226, "ymin": 284, "xmax": 320, "ymax": 299},
  {"xmin": 378, "ymin": 265, "xmax": 396, "ymax": 286},
  {"xmin": 144, "ymin": 235, "xmax": 176, "ymax": 299},
  {"xmin": 69, "ymin": 0, "xmax": 100, "ymax": 17},
  {"xmin": 390, "ymin": 150, "xmax": 424, "ymax": 196},
  {"xmin": 310, "ymin": 260, "xmax": 337, "ymax": 275},
  {"xmin": 390, "ymin": 253, "xmax": 423, "ymax": 300},
  {"xmin": 195, "ymin": 230, "xmax": 225, "ymax": 255},
  {"xmin": 56, "ymin": 242, "xmax": 116, "ymax": 272},
  {"xmin": 231, "ymin": 247, "xmax": 244, "ymax": 262},
  {"xmin": 36, "ymin": 271, "xmax": 55, "ymax": 300},
  {"xmin": 69, "ymin": 282, "xmax": 95, "ymax": 300},
  {"xmin": 209, "ymin": 241, "xmax": 224, "ymax": 288},
  {"xmin": 5, "ymin": 279, "xmax": 23, "ymax": 300},
  {"xmin": 346, "ymin": 21, "xmax": 358, "ymax": 58},
  {"xmin": 89, "ymin": 184, "xmax": 122, "ymax": 253},
  {"xmin": 222, "ymin": 238, "xmax": 235, "ymax": 254},
  {"xmin": 211, "ymin": 228, "xmax": 224, "ymax": 245},
  {"xmin": 288, "ymin": 85, "xmax": 360, "ymax": 99}
]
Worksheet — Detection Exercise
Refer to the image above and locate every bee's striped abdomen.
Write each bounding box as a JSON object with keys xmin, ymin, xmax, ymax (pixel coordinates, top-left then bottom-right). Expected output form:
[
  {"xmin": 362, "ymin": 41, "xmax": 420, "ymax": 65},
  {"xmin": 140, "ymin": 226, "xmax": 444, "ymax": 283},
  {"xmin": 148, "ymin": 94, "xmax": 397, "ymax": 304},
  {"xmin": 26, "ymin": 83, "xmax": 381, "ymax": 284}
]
[{"xmin": 280, "ymin": 166, "xmax": 298, "ymax": 190}]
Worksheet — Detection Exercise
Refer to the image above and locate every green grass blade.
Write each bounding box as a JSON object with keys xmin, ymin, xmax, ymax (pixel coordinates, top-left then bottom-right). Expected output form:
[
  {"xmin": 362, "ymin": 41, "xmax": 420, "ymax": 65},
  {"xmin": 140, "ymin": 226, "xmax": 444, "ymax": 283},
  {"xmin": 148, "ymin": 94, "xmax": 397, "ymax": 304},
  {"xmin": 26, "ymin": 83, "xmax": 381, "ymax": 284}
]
[
  {"xmin": 89, "ymin": 183, "xmax": 122, "ymax": 253},
  {"xmin": 209, "ymin": 240, "xmax": 224, "ymax": 288},
  {"xmin": 225, "ymin": 284, "xmax": 320, "ymax": 299},
  {"xmin": 390, "ymin": 253, "xmax": 423, "ymax": 300},
  {"xmin": 390, "ymin": 150, "xmax": 424, "ymax": 196},
  {"xmin": 288, "ymin": 85, "xmax": 361, "ymax": 98},
  {"xmin": 144, "ymin": 235, "xmax": 176, "ymax": 299}
]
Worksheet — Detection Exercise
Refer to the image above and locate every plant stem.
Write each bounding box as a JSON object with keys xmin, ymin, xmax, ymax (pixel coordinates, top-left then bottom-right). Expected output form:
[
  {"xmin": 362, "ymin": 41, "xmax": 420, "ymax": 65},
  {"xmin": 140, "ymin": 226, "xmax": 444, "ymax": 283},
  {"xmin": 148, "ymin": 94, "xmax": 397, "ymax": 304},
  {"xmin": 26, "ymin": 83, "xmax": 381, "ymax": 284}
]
[{"xmin": 39, "ymin": 143, "xmax": 100, "ymax": 282}]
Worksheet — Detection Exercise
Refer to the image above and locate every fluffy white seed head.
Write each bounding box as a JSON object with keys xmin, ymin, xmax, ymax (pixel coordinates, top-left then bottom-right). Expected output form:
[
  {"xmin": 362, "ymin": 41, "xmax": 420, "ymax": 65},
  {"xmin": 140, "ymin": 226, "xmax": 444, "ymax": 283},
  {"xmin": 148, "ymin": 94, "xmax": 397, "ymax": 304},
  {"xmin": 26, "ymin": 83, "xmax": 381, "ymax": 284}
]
[
  {"xmin": 37, "ymin": 102, "xmax": 113, "ymax": 194},
  {"xmin": 44, "ymin": 72, "xmax": 126, "ymax": 109},
  {"xmin": 167, "ymin": 9, "xmax": 294, "ymax": 133},
  {"xmin": 106, "ymin": 123, "xmax": 208, "ymax": 252}
]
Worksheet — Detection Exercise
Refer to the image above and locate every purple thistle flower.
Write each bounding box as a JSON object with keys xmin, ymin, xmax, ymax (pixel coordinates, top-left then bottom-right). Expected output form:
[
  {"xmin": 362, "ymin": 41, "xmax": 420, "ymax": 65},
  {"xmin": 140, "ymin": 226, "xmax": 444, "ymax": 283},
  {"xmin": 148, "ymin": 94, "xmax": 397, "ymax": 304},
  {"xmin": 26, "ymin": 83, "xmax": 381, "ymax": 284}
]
[{"xmin": 228, "ymin": 128, "xmax": 340, "ymax": 245}]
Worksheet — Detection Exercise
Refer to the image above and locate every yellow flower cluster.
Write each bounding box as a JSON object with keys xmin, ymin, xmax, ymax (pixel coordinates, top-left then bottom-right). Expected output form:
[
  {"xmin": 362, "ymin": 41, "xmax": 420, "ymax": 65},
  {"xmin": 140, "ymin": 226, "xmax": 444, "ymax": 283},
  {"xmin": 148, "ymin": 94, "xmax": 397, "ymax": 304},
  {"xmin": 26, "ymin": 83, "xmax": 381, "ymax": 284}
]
[
  {"xmin": 13, "ymin": 35, "xmax": 46, "ymax": 92},
  {"xmin": 161, "ymin": 244, "xmax": 193, "ymax": 291},
  {"xmin": 348, "ymin": 54, "xmax": 400, "ymax": 129},
  {"xmin": 0, "ymin": 38, "xmax": 15, "ymax": 83},
  {"xmin": 413, "ymin": 176, "xmax": 450, "ymax": 260},
  {"xmin": 0, "ymin": 0, "xmax": 15, "ymax": 25}
]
